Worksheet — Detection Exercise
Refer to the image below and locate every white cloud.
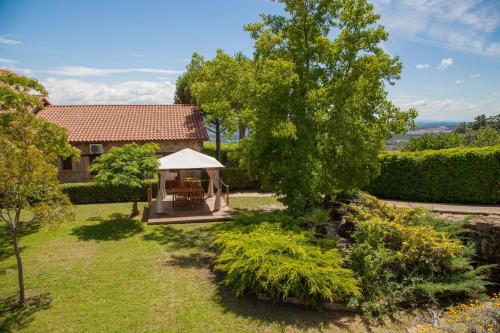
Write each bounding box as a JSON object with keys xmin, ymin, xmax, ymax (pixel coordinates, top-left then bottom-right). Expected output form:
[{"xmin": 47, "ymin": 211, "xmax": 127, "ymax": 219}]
[
  {"xmin": 0, "ymin": 58, "xmax": 16, "ymax": 64},
  {"xmin": 371, "ymin": 0, "xmax": 500, "ymax": 57},
  {"xmin": 45, "ymin": 66, "xmax": 183, "ymax": 77},
  {"xmin": 416, "ymin": 63, "xmax": 429, "ymax": 69},
  {"xmin": 456, "ymin": 80, "xmax": 465, "ymax": 84},
  {"xmin": 469, "ymin": 74, "xmax": 480, "ymax": 78},
  {"xmin": 437, "ymin": 58, "xmax": 453, "ymax": 70},
  {"xmin": 43, "ymin": 78, "xmax": 176, "ymax": 104},
  {"xmin": 393, "ymin": 95, "xmax": 500, "ymax": 120},
  {"xmin": 0, "ymin": 35, "xmax": 22, "ymax": 45}
]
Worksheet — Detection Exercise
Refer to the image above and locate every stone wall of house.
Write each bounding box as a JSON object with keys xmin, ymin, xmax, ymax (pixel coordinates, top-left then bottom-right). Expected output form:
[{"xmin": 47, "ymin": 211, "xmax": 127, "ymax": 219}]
[{"xmin": 58, "ymin": 140, "xmax": 204, "ymax": 183}]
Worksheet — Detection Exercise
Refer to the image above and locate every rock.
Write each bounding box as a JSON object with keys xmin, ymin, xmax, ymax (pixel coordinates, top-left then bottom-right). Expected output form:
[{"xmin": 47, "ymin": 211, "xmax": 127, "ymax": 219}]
[{"xmin": 465, "ymin": 217, "xmax": 500, "ymax": 280}]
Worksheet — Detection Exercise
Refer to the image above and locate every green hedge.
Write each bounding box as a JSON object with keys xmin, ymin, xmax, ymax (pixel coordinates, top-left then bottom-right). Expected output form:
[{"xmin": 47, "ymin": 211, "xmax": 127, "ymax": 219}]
[
  {"xmin": 200, "ymin": 167, "xmax": 259, "ymax": 191},
  {"xmin": 368, "ymin": 145, "xmax": 500, "ymax": 204},
  {"xmin": 61, "ymin": 182, "xmax": 157, "ymax": 204},
  {"xmin": 202, "ymin": 143, "xmax": 241, "ymax": 167},
  {"xmin": 220, "ymin": 167, "xmax": 259, "ymax": 191}
]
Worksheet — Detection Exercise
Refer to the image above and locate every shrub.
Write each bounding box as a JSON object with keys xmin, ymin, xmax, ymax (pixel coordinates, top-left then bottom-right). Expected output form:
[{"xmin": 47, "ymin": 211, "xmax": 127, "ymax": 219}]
[
  {"xmin": 403, "ymin": 133, "xmax": 465, "ymax": 152},
  {"xmin": 348, "ymin": 217, "xmax": 489, "ymax": 316},
  {"xmin": 61, "ymin": 182, "xmax": 156, "ymax": 204},
  {"xmin": 212, "ymin": 222, "xmax": 360, "ymax": 306},
  {"xmin": 368, "ymin": 145, "xmax": 500, "ymax": 204}
]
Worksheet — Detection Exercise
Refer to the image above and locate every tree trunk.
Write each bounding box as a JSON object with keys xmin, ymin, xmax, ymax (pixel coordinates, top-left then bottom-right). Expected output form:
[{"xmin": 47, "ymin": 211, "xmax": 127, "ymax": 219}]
[
  {"xmin": 132, "ymin": 192, "xmax": 139, "ymax": 217},
  {"xmin": 215, "ymin": 118, "xmax": 222, "ymax": 162},
  {"xmin": 12, "ymin": 224, "xmax": 25, "ymax": 306},
  {"xmin": 239, "ymin": 125, "xmax": 246, "ymax": 140}
]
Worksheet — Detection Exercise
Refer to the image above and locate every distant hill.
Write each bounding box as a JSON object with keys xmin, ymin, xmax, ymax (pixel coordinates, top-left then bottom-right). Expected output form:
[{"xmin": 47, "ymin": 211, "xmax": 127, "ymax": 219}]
[{"xmin": 208, "ymin": 120, "xmax": 462, "ymax": 145}]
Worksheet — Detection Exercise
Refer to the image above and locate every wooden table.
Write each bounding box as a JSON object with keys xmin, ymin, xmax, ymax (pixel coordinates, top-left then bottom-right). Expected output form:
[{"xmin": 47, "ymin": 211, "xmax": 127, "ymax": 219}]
[{"xmin": 173, "ymin": 185, "xmax": 204, "ymax": 207}]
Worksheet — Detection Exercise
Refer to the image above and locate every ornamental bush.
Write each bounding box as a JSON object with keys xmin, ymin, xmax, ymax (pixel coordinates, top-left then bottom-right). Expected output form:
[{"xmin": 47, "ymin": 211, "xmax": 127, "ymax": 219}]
[
  {"xmin": 347, "ymin": 214, "xmax": 490, "ymax": 316},
  {"xmin": 212, "ymin": 222, "xmax": 361, "ymax": 306},
  {"xmin": 368, "ymin": 145, "xmax": 500, "ymax": 204}
]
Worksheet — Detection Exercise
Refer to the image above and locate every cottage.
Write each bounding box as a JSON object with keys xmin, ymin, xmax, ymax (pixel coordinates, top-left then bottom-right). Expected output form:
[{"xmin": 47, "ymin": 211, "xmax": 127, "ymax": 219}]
[{"xmin": 36, "ymin": 103, "xmax": 208, "ymax": 183}]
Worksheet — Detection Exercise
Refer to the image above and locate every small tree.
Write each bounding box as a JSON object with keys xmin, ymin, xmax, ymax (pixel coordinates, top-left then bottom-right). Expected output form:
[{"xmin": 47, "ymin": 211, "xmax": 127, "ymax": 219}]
[
  {"xmin": 181, "ymin": 50, "xmax": 255, "ymax": 161},
  {"xmin": 0, "ymin": 69, "xmax": 78, "ymax": 306},
  {"xmin": 89, "ymin": 143, "xmax": 159, "ymax": 216}
]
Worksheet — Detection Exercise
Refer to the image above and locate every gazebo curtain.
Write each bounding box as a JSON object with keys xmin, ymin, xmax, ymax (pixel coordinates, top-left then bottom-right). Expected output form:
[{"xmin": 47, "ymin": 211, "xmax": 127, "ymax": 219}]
[
  {"xmin": 156, "ymin": 168, "xmax": 222, "ymax": 213},
  {"xmin": 206, "ymin": 168, "xmax": 221, "ymax": 211},
  {"xmin": 156, "ymin": 171, "xmax": 168, "ymax": 214}
]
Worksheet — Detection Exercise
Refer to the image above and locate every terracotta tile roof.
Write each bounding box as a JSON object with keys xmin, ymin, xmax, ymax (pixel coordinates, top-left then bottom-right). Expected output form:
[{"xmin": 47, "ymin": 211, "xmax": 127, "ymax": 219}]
[{"xmin": 37, "ymin": 104, "xmax": 208, "ymax": 143}]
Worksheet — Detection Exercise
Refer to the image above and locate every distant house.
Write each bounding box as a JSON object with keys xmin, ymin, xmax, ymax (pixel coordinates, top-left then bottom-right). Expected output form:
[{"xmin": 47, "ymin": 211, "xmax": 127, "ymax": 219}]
[{"xmin": 36, "ymin": 102, "xmax": 208, "ymax": 183}]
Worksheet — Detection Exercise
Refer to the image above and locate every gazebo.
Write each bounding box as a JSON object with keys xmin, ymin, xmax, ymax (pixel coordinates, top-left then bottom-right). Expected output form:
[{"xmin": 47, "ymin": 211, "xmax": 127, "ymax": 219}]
[{"xmin": 155, "ymin": 148, "xmax": 225, "ymax": 215}]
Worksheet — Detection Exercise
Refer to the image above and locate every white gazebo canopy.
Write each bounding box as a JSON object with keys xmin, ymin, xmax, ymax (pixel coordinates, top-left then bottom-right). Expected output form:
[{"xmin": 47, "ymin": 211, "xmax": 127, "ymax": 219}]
[
  {"xmin": 158, "ymin": 148, "xmax": 224, "ymax": 170},
  {"xmin": 156, "ymin": 148, "xmax": 224, "ymax": 214}
]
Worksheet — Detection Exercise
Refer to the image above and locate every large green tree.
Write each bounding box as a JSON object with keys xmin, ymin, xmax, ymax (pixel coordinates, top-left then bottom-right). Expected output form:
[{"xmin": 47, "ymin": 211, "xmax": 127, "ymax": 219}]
[
  {"xmin": 178, "ymin": 51, "xmax": 255, "ymax": 161},
  {"xmin": 242, "ymin": 0, "xmax": 416, "ymax": 213},
  {"xmin": 0, "ymin": 70, "xmax": 78, "ymax": 306},
  {"xmin": 89, "ymin": 143, "xmax": 159, "ymax": 216}
]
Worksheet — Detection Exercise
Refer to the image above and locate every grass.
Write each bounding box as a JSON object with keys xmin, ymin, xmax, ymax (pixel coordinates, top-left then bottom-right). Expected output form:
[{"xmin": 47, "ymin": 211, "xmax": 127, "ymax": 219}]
[{"xmin": 1, "ymin": 197, "xmax": 415, "ymax": 332}]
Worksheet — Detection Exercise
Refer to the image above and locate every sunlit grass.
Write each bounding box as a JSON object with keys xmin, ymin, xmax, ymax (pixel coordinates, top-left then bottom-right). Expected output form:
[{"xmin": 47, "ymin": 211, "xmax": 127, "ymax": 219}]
[{"xmin": 1, "ymin": 199, "xmax": 414, "ymax": 332}]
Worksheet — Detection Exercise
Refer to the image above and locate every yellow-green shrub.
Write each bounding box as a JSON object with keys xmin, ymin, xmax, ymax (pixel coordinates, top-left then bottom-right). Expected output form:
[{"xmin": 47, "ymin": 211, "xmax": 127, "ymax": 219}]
[
  {"xmin": 212, "ymin": 223, "xmax": 360, "ymax": 306},
  {"xmin": 348, "ymin": 216, "xmax": 489, "ymax": 315}
]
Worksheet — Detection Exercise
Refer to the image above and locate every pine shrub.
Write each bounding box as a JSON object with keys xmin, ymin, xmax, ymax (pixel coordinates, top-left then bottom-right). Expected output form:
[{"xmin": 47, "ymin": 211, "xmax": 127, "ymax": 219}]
[{"xmin": 212, "ymin": 223, "xmax": 360, "ymax": 306}]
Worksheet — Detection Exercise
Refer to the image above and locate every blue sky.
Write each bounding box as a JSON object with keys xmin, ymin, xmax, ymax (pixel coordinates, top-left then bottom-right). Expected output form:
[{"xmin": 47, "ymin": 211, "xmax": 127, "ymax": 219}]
[{"xmin": 1, "ymin": 0, "xmax": 499, "ymax": 121}]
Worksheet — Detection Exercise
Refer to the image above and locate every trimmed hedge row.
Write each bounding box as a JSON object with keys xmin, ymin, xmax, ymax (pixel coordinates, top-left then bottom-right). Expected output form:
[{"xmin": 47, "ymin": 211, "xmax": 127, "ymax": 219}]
[
  {"xmin": 367, "ymin": 145, "xmax": 500, "ymax": 204},
  {"xmin": 61, "ymin": 182, "xmax": 157, "ymax": 204}
]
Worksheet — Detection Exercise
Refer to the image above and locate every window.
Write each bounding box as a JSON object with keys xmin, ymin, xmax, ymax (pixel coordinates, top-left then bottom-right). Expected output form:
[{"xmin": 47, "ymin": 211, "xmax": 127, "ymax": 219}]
[{"xmin": 62, "ymin": 157, "xmax": 73, "ymax": 170}]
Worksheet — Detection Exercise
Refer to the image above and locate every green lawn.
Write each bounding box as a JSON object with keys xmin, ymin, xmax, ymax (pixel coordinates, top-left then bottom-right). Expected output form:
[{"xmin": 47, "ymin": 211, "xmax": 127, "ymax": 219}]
[{"xmin": 1, "ymin": 197, "xmax": 415, "ymax": 332}]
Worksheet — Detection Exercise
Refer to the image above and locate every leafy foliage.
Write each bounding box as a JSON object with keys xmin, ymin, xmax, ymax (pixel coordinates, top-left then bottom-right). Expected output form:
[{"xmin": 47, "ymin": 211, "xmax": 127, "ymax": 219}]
[
  {"xmin": 202, "ymin": 143, "xmax": 242, "ymax": 167},
  {"xmin": 184, "ymin": 51, "xmax": 255, "ymax": 160},
  {"xmin": 212, "ymin": 222, "xmax": 360, "ymax": 306},
  {"xmin": 0, "ymin": 70, "xmax": 78, "ymax": 305},
  {"xmin": 403, "ymin": 133, "xmax": 465, "ymax": 152},
  {"xmin": 89, "ymin": 143, "xmax": 159, "ymax": 215},
  {"xmin": 473, "ymin": 126, "xmax": 500, "ymax": 147},
  {"xmin": 242, "ymin": 0, "xmax": 416, "ymax": 213},
  {"xmin": 368, "ymin": 145, "xmax": 500, "ymax": 204},
  {"xmin": 344, "ymin": 196, "xmax": 490, "ymax": 316},
  {"xmin": 0, "ymin": 69, "xmax": 47, "ymax": 112}
]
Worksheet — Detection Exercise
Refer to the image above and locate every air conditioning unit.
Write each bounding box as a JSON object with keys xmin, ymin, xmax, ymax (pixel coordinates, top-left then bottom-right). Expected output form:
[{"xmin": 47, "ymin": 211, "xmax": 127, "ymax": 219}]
[{"xmin": 89, "ymin": 144, "xmax": 104, "ymax": 154}]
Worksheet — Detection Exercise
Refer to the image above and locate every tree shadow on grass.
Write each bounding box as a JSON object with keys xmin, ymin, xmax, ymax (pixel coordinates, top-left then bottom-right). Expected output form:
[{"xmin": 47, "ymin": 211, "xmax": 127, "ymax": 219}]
[
  {"xmin": 0, "ymin": 223, "xmax": 40, "ymax": 261},
  {"xmin": 71, "ymin": 213, "xmax": 143, "ymax": 241},
  {"xmin": 211, "ymin": 281, "xmax": 358, "ymax": 332},
  {"xmin": 165, "ymin": 252, "xmax": 212, "ymax": 269},
  {"xmin": 0, "ymin": 293, "xmax": 51, "ymax": 332},
  {"xmin": 142, "ymin": 224, "xmax": 216, "ymax": 250}
]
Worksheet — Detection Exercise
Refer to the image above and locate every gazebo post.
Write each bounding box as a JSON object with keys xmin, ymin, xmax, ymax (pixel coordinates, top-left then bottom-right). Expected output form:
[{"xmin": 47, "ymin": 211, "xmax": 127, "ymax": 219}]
[{"xmin": 156, "ymin": 170, "xmax": 167, "ymax": 214}]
